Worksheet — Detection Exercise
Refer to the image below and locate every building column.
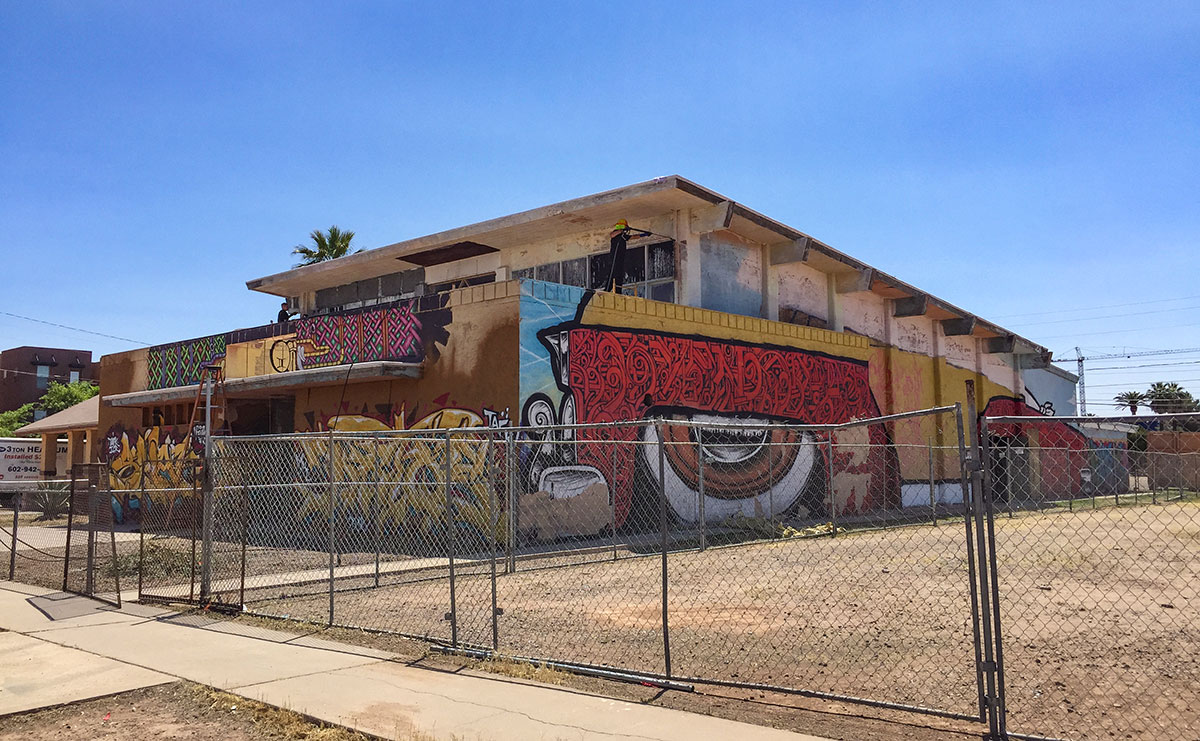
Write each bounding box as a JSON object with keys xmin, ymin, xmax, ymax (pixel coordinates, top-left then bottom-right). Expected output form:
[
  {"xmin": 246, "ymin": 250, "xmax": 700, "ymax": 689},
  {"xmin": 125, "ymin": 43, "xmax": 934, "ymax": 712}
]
[
  {"xmin": 39, "ymin": 433, "xmax": 56, "ymax": 479},
  {"xmin": 83, "ymin": 428, "xmax": 96, "ymax": 463},
  {"xmin": 67, "ymin": 430, "xmax": 85, "ymax": 470}
]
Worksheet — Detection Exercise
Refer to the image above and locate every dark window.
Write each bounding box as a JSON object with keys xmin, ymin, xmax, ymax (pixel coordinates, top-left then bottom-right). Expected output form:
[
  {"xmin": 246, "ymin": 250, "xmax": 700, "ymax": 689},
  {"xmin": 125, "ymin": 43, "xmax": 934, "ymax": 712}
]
[
  {"xmin": 535, "ymin": 262, "xmax": 561, "ymax": 283},
  {"xmin": 649, "ymin": 282, "xmax": 676, "ymax": 303},
  {"xmin": 561, "ymin": 258, "xmax": 587, "ymax": 287},
  {"xmin": 589, "ymin": 253, "xmax": 613, "ymax": 290},
  {"xmin": 512, "ymin": 267, "xmax": 534, "ymax": 281},
  {"xmin": 622, "ymin": 245, "xmax": 646, "ymax": 284}
]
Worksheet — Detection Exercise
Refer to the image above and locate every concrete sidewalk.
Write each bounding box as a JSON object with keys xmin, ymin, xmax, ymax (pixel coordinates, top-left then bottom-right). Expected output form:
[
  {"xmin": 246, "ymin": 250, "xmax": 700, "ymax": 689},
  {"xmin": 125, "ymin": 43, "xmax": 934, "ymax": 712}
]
[{"xmin": 0, "ymin": 581, "xmax": 828, "ymax": 741}]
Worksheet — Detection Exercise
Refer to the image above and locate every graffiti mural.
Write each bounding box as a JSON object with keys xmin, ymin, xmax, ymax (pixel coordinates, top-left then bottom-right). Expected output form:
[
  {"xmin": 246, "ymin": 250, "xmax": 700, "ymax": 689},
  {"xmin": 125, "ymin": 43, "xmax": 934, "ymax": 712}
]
[
  {"xmin": 287, "ymin": 405, "xmax": 512, "ymax": 544},
  {"xmin": 101, "ymin": 422, "xmax": 203, "ymax": 524},
  {"xmin": 982, "ymin": 396, "xmax": 1129, "ymax": 499},
  {"xmin": 147, "ymin": 334, "xmax": 226, "ymax": 390},
  {"xmin": 266, "ymin": 300, "xmax": 452, "ymax": 373},
  {"xmin": 518, "ymin": 282, "xmax": 892, "ymax": 529}
]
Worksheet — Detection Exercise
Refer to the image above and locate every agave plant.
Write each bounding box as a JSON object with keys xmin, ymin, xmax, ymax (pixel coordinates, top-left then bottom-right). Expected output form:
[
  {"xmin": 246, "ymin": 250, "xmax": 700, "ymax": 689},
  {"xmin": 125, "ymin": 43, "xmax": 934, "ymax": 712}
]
[{"xmin": 28, "ymin": 482, "xmax": 70, "ymax": 520}]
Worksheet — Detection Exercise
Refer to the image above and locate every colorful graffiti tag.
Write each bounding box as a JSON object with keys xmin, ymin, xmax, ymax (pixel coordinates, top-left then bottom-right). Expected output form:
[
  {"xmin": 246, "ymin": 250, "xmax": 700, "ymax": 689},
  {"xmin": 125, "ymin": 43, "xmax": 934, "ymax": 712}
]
[
  {"xmin": 982, "ymin": 396, "xmax": 1129, "ymax": 499},
  {"xmin": 287, "ymin": 406, "xmax": 511, "ymax": 544},
  {"xmin": 101, "ymin": 423, "xmax": 203, "ymax": 524}
]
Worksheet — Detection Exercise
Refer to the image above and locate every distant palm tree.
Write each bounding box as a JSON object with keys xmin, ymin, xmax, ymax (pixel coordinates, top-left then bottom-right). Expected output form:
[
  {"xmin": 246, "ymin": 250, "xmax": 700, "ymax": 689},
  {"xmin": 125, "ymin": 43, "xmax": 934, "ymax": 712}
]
[
  {"xmin": 1145, "ymin": 381, "xmax": 1198, "ymax": 415},
  {"xmin": 293, "ymin": 226, "xmax": 359, "ymax": 266},
  {"xmin": 1113, "ymin": 390, "xmax": 1147, "ymax": 415}
]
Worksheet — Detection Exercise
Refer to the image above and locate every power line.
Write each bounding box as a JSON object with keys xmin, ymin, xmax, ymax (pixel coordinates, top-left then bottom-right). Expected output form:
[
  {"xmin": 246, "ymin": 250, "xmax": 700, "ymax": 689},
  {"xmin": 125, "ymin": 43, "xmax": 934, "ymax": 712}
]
[
  {"xmin": 1037, "ymin": 322, "xmax": 1200, "ymax": 340},
  {"xmin": 1086, "ymin": 377, "xmax": 1200, "ymax": 390},
  {"xmin": 0, "ymin": 311, "xmax": 149, "ymax": 346},
  {"xmin": 1011, "ymin": 304, "xmax": 1200, "ymax": 327},
  {"xmin": 992, "ymin": 294, "xmax": 1200, "ymax": 319}
]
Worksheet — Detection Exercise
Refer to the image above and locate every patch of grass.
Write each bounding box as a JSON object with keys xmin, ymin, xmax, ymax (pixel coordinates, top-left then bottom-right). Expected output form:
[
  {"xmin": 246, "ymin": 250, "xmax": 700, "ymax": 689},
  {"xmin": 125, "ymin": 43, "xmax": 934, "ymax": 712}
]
[
  {"xmin": 200, "ymin": 684, "xmax": 372, "ymax": 740},
  {"xmin": 110, "ymin": 540, "xmax": 196, "ymax": 580},
  {"xmin": 476, "ymin": 656, "xmax": 570, "ymax": 685}
]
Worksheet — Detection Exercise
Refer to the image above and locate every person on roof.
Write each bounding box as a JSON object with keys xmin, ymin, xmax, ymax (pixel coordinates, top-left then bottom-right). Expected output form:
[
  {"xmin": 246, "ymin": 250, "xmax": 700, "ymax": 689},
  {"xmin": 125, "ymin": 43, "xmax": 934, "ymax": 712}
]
[
  {"xmin": 605, "ymin": 219, "xmax": 652, "ymax": 292},
  {"xmin": 277, "ymin": 301, "xmax": 297, "ymax": 324}
]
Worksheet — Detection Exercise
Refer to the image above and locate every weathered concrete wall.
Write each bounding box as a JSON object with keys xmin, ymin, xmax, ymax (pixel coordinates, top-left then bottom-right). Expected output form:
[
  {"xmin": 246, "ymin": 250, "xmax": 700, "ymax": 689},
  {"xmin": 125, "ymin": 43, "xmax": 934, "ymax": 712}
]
[{"xmin": 699, "ymin": 232, "xmax": 763, "ymax": 318}]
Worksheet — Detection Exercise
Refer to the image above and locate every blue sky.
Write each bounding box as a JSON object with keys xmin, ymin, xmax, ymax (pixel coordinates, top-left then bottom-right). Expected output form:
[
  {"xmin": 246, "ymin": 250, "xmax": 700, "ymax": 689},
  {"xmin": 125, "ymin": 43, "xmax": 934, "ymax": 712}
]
[{"xmin": 2, "ymin": 1, "xmax": 1198, "ymax": 410}]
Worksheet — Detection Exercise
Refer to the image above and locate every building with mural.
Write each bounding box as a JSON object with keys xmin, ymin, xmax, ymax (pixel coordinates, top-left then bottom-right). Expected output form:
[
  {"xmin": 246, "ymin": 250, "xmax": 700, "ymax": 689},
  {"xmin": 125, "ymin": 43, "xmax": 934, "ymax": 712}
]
[{"xmin": 92, "ymin": 176, "xmax": 1109, "ymax": 530}]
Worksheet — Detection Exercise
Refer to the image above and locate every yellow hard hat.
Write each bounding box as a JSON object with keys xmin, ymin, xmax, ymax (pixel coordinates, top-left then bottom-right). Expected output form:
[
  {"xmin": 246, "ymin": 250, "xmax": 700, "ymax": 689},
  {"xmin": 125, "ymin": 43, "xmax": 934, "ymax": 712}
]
[{"xmin": 612, "ymin": 219, "xmax": 630, "ymax": 230}]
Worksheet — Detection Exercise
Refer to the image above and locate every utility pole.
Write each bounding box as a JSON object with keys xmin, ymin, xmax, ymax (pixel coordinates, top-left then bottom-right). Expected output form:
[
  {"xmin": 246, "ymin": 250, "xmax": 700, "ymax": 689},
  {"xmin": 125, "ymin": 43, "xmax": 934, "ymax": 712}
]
[{"xmin": 1075, "ymin": 347, "xmax": 1086, "ymax": 415}]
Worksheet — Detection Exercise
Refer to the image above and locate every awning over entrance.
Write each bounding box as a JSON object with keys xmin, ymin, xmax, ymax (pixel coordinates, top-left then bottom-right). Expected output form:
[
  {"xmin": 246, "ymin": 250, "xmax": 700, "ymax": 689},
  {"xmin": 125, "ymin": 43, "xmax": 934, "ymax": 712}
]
[{"xmin": 104, "ymin": 361, "xmax": 422, "ymax": 407}]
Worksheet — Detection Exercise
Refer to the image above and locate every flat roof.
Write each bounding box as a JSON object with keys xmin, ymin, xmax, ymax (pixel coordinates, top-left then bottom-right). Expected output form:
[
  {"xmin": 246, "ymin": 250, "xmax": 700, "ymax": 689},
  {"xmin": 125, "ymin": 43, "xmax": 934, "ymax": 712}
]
[{"xmin": 246, "ymin": 175, "xmax": 1049, "ymax": 355}]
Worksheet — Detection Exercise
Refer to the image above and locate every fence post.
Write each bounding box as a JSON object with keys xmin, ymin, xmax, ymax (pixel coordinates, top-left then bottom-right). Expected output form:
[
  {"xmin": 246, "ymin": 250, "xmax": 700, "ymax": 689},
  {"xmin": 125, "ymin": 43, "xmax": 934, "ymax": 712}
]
[
  {"xmin": 63, "ymin": 467, "xmax": 77, "ymax": 590},
  {"xmin": 445, "ymin": 430, "xmax": 458, "ymax": 648},
  {"xmin": 137, "ymin": 458, "xmax": 147, "ymax": 597},
  {"xmin": 611, "ymin": 437, "xmax": 619, "ymax": 561},
  {"xmin": 86, "ymin": 482, "xmax": 97, "ymax": 596},
  {"xmin": 188, "ymin": 465, "xmax": 198, "ymax": 603},
  {"xmin": 697, "ymin": 426, "xmax": 706, "ymax": 549},
  {"xmin": 373, "ymin": 433, "xmax": 381, "ymax": 589},
  {"xmin": 971, "ymin": 387, "xmax": 1007, "ymax": 739},
  {"xmin": 505, "ymin": 430, "xmax": 516, "ymax": 574},
  {"xmin": 657, "ymin": 421, "xmax": 672, "ymax": 678},
  {"xmin": 487, "ymin": 430, "xmax": 499, "ymax": 651},
  {"xmin": 327, "ymin": 432, "xmax": 336, "ymax": 627},
  {"xmin": 1152, "ymin": 452, "xmax": 1157, "ymax": 505},
  {"xmin": 200, "ymin": 391, "xmax": 214, "ymax": 603},
  {"xmin": 8, "ymin": 483, "xmax": 19, "ymax": 581},
  {"xmin": 766, "ymin": 426, "xmax": 775, "ymax": 534},
  {"xmin": 239, "ymin": 480, "xmax": 249, "ymax": 610},
  {"xmin": 827, "ymin": 435, "xmax": 837, "ymax": 537},
  {"xmin": 929, "ymin": 441, "xmax": 937, "ymax": 526}
]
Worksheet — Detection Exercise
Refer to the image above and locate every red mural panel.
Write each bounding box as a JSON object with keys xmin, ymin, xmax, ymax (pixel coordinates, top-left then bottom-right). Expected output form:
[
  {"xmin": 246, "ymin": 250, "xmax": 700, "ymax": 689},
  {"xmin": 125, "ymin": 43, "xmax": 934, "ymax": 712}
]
[
  {"xmin": 560, "ymin": 328, "xmax": 892, "ymax": 521},
  {"xmin": 566, "ymin": 328, "xmax": 881, "ymax": 423}
]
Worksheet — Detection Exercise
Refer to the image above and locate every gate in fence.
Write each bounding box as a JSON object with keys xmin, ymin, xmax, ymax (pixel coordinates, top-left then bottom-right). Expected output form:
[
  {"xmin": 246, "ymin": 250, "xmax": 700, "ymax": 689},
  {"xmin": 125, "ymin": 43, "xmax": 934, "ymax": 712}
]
[
  {"xmin": 133, "ymin": 398, "xmax": 1200, "ymax": 740},
  {"xmin": 62, "ymin": 463, "xmax": 121, "ymax": 608},
  {"xmin": 978, "ymin": 411, "xmax": 1200, "ymax": 741}
]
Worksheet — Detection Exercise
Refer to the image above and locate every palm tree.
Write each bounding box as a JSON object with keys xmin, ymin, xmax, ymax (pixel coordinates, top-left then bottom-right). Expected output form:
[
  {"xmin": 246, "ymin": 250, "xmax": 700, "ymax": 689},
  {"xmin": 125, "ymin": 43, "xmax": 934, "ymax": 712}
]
[
  {"xmin": 1113, "ymin": 390, "xmax": 1147, "ymax": 415},
  {"xmin": 1145, "ymin": 382, "xmax": 1198, "ymax": 415},
  {"xmin": 292, "ymin": 226, "xmax": 359, "ymax": 266}
]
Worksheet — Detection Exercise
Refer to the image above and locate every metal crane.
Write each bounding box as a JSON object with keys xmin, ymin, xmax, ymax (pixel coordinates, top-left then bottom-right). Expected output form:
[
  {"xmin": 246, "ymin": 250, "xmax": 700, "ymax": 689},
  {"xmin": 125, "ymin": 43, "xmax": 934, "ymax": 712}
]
[{"xmin": 1056, "ymin": 346, "xmax": 1200, "ymax": 414}]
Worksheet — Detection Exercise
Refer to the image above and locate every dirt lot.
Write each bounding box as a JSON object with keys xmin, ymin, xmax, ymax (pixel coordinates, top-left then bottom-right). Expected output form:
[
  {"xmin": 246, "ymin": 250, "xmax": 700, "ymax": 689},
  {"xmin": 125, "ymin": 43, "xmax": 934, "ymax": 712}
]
[
  {"xmin": 0, "ymin": 681, "xmax": 375, "ymax": 741},
  {"xmin": 238, "ymin": 500, "xmax": 1199, "ymax": 741}
]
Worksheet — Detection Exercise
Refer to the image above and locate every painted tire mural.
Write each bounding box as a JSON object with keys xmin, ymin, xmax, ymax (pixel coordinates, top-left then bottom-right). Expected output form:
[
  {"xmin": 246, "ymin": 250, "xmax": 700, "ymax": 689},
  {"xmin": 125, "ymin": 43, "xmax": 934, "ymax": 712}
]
[
  {"xmin": 527, "ymin": 305, "xmax": 892, "ymax": 527},
  {"xmin": 642, "ymin": 416, "xmax": 820, "ymax": 522}
]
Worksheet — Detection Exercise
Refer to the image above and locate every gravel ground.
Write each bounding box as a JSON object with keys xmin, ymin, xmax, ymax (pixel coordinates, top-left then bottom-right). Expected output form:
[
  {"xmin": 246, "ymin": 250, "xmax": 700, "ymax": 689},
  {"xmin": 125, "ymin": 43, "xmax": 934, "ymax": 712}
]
[
  {"xmin": 0, "ymin": 681, "xmax": 374, "ymax": 741},
  {"xmin": 7, "ymin": 498, "xmax": 1197, "ymax": 740},
  {"xmin": 242, "ymin": 500, "xmax": 1199, "ymax": 741}
]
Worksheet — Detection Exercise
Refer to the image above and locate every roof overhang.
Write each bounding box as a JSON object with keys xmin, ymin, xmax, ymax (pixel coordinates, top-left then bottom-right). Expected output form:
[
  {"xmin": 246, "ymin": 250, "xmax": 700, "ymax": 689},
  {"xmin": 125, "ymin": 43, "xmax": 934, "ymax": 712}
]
[
  {"xmin": 104, "ymin": 361, "xmax": 422, "ymax": 407},
  {"xmin": 14, "ymin": 395, "xmax": 100, "ymax": 436},
  {"xmin": 244, "ymin": 174, "xmax": 1051, "ymax": 358}
]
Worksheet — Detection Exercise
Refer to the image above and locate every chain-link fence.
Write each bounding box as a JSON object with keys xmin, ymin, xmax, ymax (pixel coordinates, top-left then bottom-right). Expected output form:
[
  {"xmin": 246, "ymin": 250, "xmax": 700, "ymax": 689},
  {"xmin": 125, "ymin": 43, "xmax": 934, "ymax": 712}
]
[
  {"xmin": 61, "ymin": 464, "xmax": 122, "ymax": 607},
  {"xmin": 142, "ymin": 405, "xmax": 986, "ymax": 722},
  {"xmin": 980, "ymin": 412, "xmax": 1200, "ymax": 741},
  {"xmin": 3, "ymin": 478, "xmax": 74, "ymax": 589}
]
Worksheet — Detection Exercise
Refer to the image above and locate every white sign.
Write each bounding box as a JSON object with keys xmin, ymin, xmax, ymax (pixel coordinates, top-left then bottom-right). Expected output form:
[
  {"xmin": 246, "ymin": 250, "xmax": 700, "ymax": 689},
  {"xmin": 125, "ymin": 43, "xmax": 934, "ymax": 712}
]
[
  {"xmin": 0, "ymin": 437, "xmax": 69, "ymax": 481},
  {"xmin": 0, "ymin": 438, "xmax": 43, "ymax": 482}
]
